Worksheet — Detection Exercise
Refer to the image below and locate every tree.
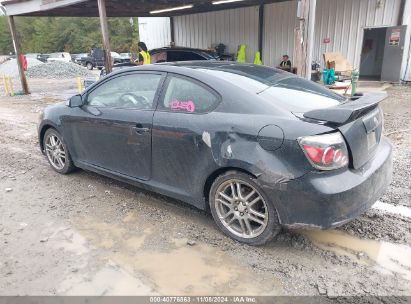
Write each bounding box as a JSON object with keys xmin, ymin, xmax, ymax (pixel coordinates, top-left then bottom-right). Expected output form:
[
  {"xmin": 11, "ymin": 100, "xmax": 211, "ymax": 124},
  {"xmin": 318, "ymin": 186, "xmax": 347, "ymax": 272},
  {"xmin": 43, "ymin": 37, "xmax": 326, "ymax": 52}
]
[
  {"xmin": 0, "ymin": 16, "xmax": 140, "ymax": 55},
  {"xmin": 0, "ymin": 16, "xmax": 12, "ymax": 54}
]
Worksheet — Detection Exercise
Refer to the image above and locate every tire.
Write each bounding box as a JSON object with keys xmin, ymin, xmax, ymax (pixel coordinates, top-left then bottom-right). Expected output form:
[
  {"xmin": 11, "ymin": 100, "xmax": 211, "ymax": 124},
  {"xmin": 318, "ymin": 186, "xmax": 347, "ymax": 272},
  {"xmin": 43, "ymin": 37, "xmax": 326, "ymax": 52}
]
[
  {"xmin": 209, "ymin": 171, "xmax": 281, "ymax": 245},
  {"xmin": 43, "ymin": 128, "xmax": 75, "ymax": 174},
  {"xmin": 86, "ymin": 62, "xmax": 93, "ymax": 70}
]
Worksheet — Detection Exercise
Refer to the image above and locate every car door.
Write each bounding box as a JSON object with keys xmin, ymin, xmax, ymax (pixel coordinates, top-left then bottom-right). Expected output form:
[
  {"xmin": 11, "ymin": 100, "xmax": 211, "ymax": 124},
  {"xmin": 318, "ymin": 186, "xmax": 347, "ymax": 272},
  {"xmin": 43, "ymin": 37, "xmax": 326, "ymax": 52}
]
[
  {"xmin": 63, "ymin": 71, "xmax": 165, "ymax": 180},
  {"xmin": 152, "ymin": 74, "xmax": 221, "ymax": 200}
]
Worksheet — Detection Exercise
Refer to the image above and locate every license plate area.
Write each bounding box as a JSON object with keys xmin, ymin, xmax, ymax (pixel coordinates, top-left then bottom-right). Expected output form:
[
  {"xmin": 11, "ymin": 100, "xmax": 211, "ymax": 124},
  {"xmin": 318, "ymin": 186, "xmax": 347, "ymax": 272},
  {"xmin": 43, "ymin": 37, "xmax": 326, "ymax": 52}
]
[{"xmin": 367, "ymin": 130, "xmax": 377, "ymax": 150}]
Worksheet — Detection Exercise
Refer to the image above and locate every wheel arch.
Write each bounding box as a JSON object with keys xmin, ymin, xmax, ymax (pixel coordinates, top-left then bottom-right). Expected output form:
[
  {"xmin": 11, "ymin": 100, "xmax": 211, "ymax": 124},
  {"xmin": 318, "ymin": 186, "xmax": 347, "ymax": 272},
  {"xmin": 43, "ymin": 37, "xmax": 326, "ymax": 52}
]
[
  {"xmin": 203, "ymin": 167, "xmax": 257, "ymax": 210},
  {"xmin": 39, "ymin": 123, "xmax": 58, "ymax": 152}
]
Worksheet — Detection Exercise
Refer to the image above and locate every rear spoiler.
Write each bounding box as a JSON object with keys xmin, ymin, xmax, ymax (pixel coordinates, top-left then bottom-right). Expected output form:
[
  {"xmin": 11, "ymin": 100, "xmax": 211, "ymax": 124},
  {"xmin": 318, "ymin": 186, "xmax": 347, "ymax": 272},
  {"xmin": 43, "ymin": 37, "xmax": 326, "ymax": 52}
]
[{"xmin": 303, "ymin": 92, "xmax": 387, "ymax": 124}]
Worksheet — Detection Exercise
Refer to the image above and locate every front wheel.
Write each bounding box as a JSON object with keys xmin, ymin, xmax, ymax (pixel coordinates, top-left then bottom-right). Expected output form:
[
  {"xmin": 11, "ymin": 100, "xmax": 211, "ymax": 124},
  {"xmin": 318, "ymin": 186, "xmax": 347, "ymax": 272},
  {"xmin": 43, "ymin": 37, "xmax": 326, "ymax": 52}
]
[
  {"xmin": 43, "ymin": 128, "xmax": 75, "ymax": 174},
  {"xmin": 209, "ymin": 171, "xmax": 281, "ymax": 245}
]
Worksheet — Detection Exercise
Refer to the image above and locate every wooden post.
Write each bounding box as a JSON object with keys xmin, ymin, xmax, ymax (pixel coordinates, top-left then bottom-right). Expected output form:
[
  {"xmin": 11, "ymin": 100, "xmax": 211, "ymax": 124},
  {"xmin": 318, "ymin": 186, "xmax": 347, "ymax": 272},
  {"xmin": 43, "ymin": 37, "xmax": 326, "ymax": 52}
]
[
  {"xmin": 97, "ymin": 0, "xmax": 112, "ymax": 74},
  {"xmin": 8, "ymin": 16, "xmax": 30, "ymax": 95},
  {"xmin": 293, "ymin": 0, "xmax": 316, "ymax": 79}
]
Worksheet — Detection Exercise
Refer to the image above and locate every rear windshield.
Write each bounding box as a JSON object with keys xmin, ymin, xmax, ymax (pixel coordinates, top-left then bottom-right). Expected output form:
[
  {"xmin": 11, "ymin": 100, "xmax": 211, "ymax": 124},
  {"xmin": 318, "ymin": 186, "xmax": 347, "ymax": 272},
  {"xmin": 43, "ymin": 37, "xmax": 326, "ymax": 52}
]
[
  {"xmin": 269, "ymin": 76, "xmax": 346, "ymax": 102},
  {"xmin": 198, "ymin": 64, "xmax": 345, "ymax": 112}
]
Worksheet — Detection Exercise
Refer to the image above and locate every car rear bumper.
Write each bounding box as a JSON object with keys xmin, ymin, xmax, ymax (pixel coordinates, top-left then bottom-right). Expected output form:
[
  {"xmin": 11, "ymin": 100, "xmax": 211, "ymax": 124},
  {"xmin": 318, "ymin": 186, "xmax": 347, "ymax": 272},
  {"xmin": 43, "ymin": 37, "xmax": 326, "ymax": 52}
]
[{"xmin": 265, "ymin": 137, "xmax": 392, "ymax": 229}]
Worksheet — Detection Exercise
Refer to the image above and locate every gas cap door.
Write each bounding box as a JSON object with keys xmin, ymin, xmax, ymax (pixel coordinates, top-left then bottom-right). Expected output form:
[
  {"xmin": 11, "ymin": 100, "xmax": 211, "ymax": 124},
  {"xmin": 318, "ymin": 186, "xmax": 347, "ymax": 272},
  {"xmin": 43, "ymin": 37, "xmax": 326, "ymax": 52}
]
[{"xmin": 257, "ymin": 125, "xmax": 284, "ymax": 151}]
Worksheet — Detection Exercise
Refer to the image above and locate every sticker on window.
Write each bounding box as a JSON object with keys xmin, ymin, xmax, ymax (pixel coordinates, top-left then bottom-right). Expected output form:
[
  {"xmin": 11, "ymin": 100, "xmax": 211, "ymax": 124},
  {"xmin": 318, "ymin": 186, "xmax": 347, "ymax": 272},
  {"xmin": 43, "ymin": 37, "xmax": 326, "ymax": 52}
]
[{"xmin": 170, "ymin": 100, "xmax": 195, "ymax": 113}]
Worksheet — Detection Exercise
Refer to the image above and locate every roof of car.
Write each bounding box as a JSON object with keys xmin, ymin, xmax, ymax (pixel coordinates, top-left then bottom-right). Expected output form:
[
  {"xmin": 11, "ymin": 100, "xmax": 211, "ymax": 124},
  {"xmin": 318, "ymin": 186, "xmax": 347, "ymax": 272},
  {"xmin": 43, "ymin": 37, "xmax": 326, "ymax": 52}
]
[
  {"xmin": 104, "ymin": 61, "xmax": 291, "ymax": 93},
  {"xmin": 150, "ymin": 47, "xmax": 215, "ymax": 53}
]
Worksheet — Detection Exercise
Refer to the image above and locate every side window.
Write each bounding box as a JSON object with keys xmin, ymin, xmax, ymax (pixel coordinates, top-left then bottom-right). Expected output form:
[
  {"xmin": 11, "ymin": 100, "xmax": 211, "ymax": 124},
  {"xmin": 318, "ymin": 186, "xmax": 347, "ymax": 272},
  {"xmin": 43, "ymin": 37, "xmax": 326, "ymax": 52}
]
[
  {"xmin": 168, "ymin": 51, "xmax": 204, "ymax": 62},
  {"xmin": 151, "ymin": 51, "xmax": 167, "ymax": 63},
  {"xmin": 181, "ymin": 52, "xmax": 206, "ymax": 61},
  {"xmin": 167, "ymin": 51, "xmax": 181, "ymax": 62},
  {"xmin": 162, "ymin": 77, "xmax": 219, "ymax": 113},
  {"xmin": 87, "ymin": 73, "xmax": 162, "ymax": 109}
]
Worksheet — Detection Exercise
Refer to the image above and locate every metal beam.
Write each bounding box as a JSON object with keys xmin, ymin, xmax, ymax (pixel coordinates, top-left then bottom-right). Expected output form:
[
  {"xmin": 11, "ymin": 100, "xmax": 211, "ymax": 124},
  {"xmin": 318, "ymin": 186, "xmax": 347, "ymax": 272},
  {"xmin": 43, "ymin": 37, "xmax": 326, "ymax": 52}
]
[
  {"xmin": 3, "ymin": 0, "xmax": 289, "ymax": 17},
  {"xmin": 258, "ymin": 3, "xmax": 264, "ymax": 57},
  {"xmin": 305, "ymin": 0, "xmax": 316, "ymax": 79},
  {"xmin": 97, "ymin": 0, "xmax": 112, "ymax": 74},
  {"xmin": 8, "ymin": 15, "xmax": 30, "ymax": 95},
  {"xmin": 170, "ymin": 16, "xmax": 175, "ymax": 44}
]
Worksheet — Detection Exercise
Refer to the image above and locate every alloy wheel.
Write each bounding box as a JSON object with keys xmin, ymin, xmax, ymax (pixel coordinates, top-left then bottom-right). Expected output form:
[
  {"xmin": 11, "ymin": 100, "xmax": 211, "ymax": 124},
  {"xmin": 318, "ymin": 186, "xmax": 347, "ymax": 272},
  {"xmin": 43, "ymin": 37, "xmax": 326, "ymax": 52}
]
[
  {"xmin": 214, "ymin": 179, "xmax": 268, "ymax": 238},
  {"xmin": 45, "ymin": 134, "xmax": 66, "ymax": 170}
]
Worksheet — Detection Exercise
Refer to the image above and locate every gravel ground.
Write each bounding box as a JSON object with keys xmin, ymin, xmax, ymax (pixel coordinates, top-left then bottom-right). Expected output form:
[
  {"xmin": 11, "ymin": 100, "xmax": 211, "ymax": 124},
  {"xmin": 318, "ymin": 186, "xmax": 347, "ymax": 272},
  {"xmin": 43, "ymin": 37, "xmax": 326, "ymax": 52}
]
[
  {"xmin": 379, "ymin": 86, "xmax": 411, "ymax": 208},
  {"xmin": 26, "ymin": 61, "xmax": 93, "ymax": 79},
  {"xmin": 0, "ymin": 58, "xmax": 43, "ymax": 78},
  {"xmin": 0, "ymin": 80, "xmax": 410, "ymax": 297}
]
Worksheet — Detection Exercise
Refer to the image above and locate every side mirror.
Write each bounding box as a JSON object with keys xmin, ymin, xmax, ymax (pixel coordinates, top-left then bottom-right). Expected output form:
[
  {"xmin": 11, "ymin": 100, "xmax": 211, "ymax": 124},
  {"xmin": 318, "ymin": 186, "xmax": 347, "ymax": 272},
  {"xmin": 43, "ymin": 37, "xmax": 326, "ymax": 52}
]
[{"xmin": 69, "ymin": 94, "xmax": 83, "ymax": 107}]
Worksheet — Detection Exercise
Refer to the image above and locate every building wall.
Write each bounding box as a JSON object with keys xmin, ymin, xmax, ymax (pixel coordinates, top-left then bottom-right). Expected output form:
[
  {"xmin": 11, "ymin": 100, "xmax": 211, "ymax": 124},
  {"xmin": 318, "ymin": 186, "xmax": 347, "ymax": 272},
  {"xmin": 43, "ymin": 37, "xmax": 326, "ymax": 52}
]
[
  {"xmin": 174, "ymin": 6, "xmax": 259, "ymax": 62},
  {"xmin": 263, "ymin": 1, "xmax": 298, "ymax": 67},
  {"xmin": 138, "ymin": 17, "xmax": 171, "ymax": 50},
  {"xmin": 139, "ymin": 0, "xmax": 403, "ymax": 73},
  {"xmin": 401, "ymin": 0, "xmax": 411, "ymax": 82},
  {"xmin": 313, "ymin": 0, "xmax": 402, "ymax": 69}
]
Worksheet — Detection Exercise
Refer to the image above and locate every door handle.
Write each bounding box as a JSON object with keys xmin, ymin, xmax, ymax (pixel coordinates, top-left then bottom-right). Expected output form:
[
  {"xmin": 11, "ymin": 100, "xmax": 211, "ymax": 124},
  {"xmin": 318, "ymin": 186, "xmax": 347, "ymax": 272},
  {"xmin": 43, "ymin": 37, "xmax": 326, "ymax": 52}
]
[{"xmin": 133, "ymin": 124, "xmax": 150, "ymax": 134}]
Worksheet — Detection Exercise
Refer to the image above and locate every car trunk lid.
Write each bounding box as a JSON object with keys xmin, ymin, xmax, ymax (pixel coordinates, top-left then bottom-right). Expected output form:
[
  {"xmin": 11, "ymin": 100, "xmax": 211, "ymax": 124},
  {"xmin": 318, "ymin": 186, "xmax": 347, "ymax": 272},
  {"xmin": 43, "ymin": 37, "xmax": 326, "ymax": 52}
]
[{"xmin": 303, "ymin": 92, "xmax": 386, "ymax": 169}]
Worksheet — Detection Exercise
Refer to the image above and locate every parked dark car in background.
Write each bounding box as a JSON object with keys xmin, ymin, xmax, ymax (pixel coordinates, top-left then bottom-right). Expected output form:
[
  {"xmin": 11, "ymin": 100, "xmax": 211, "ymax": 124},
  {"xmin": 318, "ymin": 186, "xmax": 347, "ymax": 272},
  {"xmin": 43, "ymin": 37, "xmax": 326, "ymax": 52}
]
[
  {"xmin": 38, "ymin": 62, "xmax": 392, "ymax": 245},
  {"xmin": 78, "ymin": 48, "xmax": 105, "ymax": 70},
  {"xmin": 72, "ymin": 53, "xmax": 88, "ymax": 64},
  {"xmin": 150, "ymin": 47, "xmax": 219, "ymax": 63}
]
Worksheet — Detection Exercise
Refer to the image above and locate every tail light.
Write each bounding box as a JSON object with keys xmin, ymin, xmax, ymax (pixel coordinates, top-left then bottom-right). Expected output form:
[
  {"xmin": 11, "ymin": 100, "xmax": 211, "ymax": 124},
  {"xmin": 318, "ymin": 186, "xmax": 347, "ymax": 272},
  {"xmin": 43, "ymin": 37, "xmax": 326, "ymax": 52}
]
[{"xmin": 298, "ymin": 132, "xmax": 349, "ymax": 170}]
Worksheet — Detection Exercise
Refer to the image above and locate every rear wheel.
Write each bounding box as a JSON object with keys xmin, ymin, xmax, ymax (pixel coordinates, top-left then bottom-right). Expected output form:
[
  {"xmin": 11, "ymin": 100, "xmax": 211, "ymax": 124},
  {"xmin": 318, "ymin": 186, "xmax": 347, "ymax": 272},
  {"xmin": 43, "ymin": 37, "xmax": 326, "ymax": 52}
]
[
  {"xmin": 43, "ymin": 128, "xmax": 75, "ymax": 174},
  {"xmin": 209, "ymin": 171, "xmax": 281, "ymax": 245}
]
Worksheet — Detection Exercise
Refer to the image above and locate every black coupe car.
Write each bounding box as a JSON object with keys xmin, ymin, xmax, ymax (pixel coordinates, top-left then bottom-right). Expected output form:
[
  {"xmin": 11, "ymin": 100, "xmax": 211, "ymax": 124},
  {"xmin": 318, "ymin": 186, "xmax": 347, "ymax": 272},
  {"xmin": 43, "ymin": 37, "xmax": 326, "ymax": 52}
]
[
  {"xmin": 150, "ymin": 47, "xmax": 220, "ymax": 63},
  {"xmin": 38, "ymin": 62, "xmax": 392, "ymax": 245}
]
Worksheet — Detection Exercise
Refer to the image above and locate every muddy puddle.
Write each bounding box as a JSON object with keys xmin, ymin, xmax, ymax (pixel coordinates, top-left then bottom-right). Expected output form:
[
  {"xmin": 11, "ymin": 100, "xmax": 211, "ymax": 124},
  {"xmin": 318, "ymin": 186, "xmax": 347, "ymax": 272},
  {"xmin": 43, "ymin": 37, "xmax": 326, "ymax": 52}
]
[
  {"xmin": 59, "ymin": 261, "xmax": 155, "ymax": 295},
  {"xmin": 68, "ymin": 214, "xmax": 282, "ymax": 296},
  {"xmin": 302, "ymin": 229, "xmax": 411, "ymax": 281}
]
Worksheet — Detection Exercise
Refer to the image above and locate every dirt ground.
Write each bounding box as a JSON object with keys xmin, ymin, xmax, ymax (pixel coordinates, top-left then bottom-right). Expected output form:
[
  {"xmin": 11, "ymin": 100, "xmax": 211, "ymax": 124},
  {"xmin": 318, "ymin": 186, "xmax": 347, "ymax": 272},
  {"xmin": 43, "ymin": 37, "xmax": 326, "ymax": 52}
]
[{"xmin": 0, "ymin": 79, "xmax": 410, "ymax": 297}]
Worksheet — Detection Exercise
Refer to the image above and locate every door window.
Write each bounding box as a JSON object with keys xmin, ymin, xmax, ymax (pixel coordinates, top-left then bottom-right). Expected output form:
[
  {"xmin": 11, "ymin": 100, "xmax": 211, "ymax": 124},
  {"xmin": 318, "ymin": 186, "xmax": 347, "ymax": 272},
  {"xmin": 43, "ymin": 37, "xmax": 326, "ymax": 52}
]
[
  {"xmin": 161, "ymin": 76, "xmax": 219, "ymax": 113},
  {"xmin": 167, "ymin": 51, "xmax": 205, "ymax": 61},
  {"xmin": 151, "ymin": 51, "xmax": 167, "ymax": 63},
  {"xmin": 87, "ymin": 73, "xmax": 162, "ymax": 109}
]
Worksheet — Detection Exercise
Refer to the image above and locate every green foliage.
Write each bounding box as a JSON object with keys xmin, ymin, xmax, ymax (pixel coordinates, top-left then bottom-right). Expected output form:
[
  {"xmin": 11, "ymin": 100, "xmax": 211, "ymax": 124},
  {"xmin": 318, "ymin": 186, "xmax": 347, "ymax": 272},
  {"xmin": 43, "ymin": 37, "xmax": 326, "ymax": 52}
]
[
  {"xmin": 0, "ymin": 16, "xmax": 13, "ymax": 54},
  {"xmin": 0, "ymin": 16, "xmax": 139, "ymax": 55}
]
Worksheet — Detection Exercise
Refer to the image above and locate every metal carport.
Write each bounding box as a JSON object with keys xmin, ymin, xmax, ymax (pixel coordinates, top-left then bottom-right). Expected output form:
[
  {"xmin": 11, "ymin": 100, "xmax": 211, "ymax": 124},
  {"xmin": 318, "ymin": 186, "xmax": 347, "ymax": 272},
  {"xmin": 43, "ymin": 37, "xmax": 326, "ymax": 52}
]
[{"xmin": 0, "ymin": 0, "xmax": 317, "ymax": 94}]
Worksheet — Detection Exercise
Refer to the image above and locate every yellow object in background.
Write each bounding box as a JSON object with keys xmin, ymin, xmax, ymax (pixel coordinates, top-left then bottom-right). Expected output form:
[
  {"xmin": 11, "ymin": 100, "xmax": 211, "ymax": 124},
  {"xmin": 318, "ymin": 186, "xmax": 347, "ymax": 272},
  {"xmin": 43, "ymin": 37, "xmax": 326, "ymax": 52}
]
[
  {"xmin": 2, "ymin": 75, "xmax": 14, "ymax": 96},
  {"xmin": 254, "ymin": 51, "xmax": 262, "ymax": 65},
  {"xmin": 3, "ymin": 75, "xmax": 9, "ymax": 95},
  {"xmin": 236, "ymin": 44, "xmax": 247, "ymax": 63},
  {"xmin": 76, "ymin": 76, "xmax": 85, "ymax": 93}
]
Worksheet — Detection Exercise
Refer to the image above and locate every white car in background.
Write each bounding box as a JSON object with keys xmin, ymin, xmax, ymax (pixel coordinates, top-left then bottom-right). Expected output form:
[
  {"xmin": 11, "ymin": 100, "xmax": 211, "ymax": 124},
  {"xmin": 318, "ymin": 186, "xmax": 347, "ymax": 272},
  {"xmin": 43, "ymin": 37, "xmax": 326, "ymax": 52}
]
[
  {"xmin": 47, "ymin": 52, "xmax": 72, "ymax": 63},
  {"xmin": 111, "ymin": 52, "xmax": 125, "ymax": 64}
]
